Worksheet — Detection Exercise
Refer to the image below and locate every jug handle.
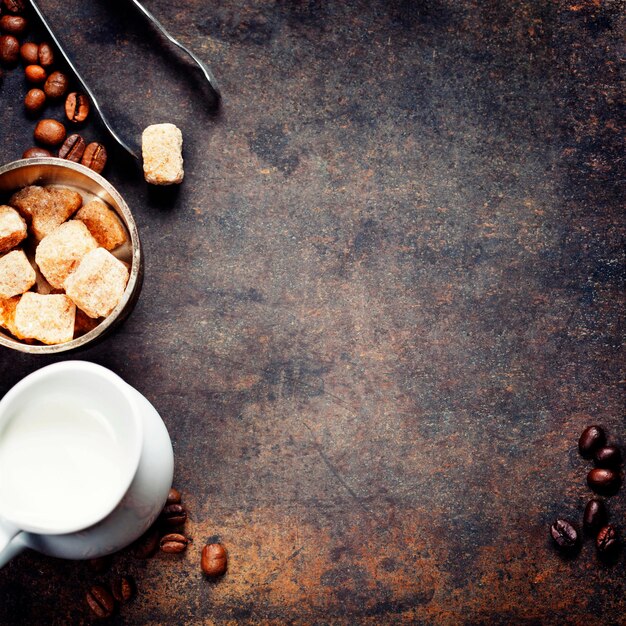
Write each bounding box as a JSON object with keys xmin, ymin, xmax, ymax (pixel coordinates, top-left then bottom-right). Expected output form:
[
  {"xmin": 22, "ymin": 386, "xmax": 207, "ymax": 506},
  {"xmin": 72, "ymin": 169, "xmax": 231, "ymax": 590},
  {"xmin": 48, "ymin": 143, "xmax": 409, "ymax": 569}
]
[{"xmin": 0, "ymin": 519, "xmax": 22, "ymax": 569}]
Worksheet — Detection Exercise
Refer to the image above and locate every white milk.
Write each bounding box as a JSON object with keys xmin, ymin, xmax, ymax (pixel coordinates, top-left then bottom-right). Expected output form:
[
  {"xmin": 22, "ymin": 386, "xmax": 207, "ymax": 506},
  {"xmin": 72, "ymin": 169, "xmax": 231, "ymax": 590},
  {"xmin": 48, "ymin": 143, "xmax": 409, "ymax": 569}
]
[{"xmin": 0, "ymin": 393, "xmax": 125, "ymax": 531}]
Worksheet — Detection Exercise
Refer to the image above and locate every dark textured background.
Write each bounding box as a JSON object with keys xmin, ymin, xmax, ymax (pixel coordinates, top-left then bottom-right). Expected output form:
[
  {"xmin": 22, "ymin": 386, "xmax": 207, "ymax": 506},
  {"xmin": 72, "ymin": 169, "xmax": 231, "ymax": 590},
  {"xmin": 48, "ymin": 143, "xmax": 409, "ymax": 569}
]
[{"xmin": 0, "ymin": 0, "xmax": 624, "ymax": 623}]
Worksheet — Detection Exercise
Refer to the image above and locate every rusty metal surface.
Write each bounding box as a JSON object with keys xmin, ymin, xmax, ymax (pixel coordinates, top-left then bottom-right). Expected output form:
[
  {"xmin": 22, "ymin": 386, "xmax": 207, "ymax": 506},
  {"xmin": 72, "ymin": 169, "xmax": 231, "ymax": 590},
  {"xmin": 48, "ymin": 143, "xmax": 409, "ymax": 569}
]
[{"xmin": 0, "ymin": 0, "xmax": 624, "ymax": 623}]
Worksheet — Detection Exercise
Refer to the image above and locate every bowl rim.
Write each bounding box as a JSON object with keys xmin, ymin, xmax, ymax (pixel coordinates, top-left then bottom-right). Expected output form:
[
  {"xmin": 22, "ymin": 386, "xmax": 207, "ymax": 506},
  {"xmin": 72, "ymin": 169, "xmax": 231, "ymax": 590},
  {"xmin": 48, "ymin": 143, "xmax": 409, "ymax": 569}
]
[{"xmin": 0, "ymin": 158, "xmax": 142, "ymax": 354}]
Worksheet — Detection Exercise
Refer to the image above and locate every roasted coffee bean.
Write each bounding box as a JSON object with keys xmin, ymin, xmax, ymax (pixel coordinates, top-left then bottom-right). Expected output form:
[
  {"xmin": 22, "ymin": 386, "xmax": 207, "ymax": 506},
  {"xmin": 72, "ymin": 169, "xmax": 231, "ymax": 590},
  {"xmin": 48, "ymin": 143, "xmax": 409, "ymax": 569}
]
[
  {"xmin": 133, "ymin": 526, "xmax": 159, "ymax": 559},
  {"xmin": 578, "ymin": 425, "xmax": 606, "ymax": 458},
  {"xmin": 43, "ymin": 70, "xmax": 68, "ymax": 99},
  {"xmin": 201, "ymin": 543, "xmax": 227, "ymax": 576},
  {"xmin": 596, "ymin": 525, "xmax": 618, "ymax": 553},
  {"xmin": 2, "ymin": 0, "xmax": 26, "ymax": 14},
  {"xmin": 59, "ymin": 133, "xmax": 86, "ymax": 162},
  {"xmin": 587, "ymin": 468, "xmax": 620, "ymax": 494},
  {"xmin": 160, "ymin": 533, "xmax": 189, "ymax": 553},
  {"xmin": 65, "ymin": 92, "xmax": 89, "ymax": 123},
  {"xmin": 24, "ymin": 88, "xmax": 45, "ymax": 114},
  {"xmin": 34, "ymin": 118, "xmax": 66, "ymax": 147},
  {"xmin": 81, "ymin": 142, "xmax": 107, "ymax": 174},
  {"xmin": 159, "ymin": 503, "xmax": 187, "ymax": 527},
  {"xmin": 583, "ymin": 498, "xmax": 608, "ymax": 532},
  {"xmin": 0, "ymin": 15, "xmax": 27, "ymax": 36},
  {"xmin": 22, "ymin": 146, "xmax": 51, "ymax": 158},
  {"xmin": 111, "ymin": 576, "xmax": 135, "ymax": 603},
  {"xmin": 0, "ymin": 34, "xmax": 19, "ymax": 65},
  {"xmin": 20, "ymin": 41, "xmax": 38, "ymax": 64},
  {"xmin": 37, "ymin": 42, "xmax": 54, "ymax": 68},
  {"xmin": 166, "ymin": 487, "xmax": 181, "ymax": 505},
  {"xmin": 24, "ymin": 64, "xmax": 46, "ymax": 83},
  {"xmin": 594, "ymin": 445, "xmax": 622, "ymax": 468},
  {"xmin": 550, "ymin": 519, "xmax": 578, "ymax": 549},
  {"xmin": 88, "ymin": 555, "xmax": 112, "ymax": 573},
  {"xmin": 85, "ymin": 585, "xmax": 116, "ymax": 619}
]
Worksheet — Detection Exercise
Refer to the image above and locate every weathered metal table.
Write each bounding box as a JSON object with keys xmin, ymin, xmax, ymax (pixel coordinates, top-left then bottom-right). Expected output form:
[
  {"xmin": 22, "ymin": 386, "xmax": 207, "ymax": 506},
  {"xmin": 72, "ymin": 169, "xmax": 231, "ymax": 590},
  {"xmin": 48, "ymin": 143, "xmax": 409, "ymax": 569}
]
[{"xmin": 0, "ymin": 1, "xmax": 623, "ymax": 623}]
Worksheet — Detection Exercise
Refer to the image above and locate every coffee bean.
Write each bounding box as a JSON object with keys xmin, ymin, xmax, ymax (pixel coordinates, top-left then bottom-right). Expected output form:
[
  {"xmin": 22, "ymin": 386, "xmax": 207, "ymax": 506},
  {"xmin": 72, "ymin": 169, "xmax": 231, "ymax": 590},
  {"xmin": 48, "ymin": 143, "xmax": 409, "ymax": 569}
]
[
  {"xmin": 65, "ymin": 92, "xmax": 89, "ymax": 123},
  {"xmin": 587, "ymin": 468, "xmax": 620, "ymax": 494},
  {"xmin": 133, "ymin": 526, "xmax": 160, "ymax": 559},
  {"xmin": 594, "ymin": 445, "xmax": 622, "ymax": 468},
  {"xmin": 81, "ymin": 142, "xmax": 107, "ymax": 174},
  {"xmin": 2, "ymin": 0, "xmax": 26, "ymax": 14},
  {"xmin": 34, "ymin": 119, "xmax": 66, "ymax": 147},
  {"xmin": 0, "ymin": 34, "xmax": 19, "ymax": 65},
  {"xmin": 596, "ymin": 525, "xmax": 618, "ymax": 553},
  {"xmin": 22, "ymin": 147, "xmax": 51, "ymax": 158},
  {"xmin": 578, "ymin": 425, "xmax": 606, "ymax": 458},
  {"xmin": 111, "ymin": 576, "xmax": 135, "ymax": 604},
  {"xmin": 159, "ymin": 503, "xmax": 187, "ymax": 527},
  {"xmin": 37, "ymin": 42, "xmax": 54, "ymax": 68},
  {"xmin": 166, "ymin": 487, "xmax": 181, "ymax": 505},
  {"xmin": 59, "ymin": 133, "xmax": 86, "ymax": 162},
  {"xmin": 88, "ymin": 555, "xmax": 111, "ymax": 573},
  {"xmin": 583, "ymin": 498, "xmax": 608, "ymax": 532},
  {"xmin": 24, "ymin": 64, "xmax": 46, "ymax": 83},
  {"xmin": 24, "ymin": 88, "xmax": 45, "ymax": 114},
  {"xmin": 20, "ymin": 41, "xmax": 38, "ymax": 64},
  {"xmin": 550, "ymin": 519, "xmax": 578, "ymax": 549},
  {"xmin": 0, "ymin": 15, "xmax": 27, "ymax": 36},
  {"xmin": 85, "ymin": 585, "xmax": 115, "ymax": 619},
  {"xmin": 160, "ymin": 533, "xmax": 189, "ymax": 553},
  {"xmin": 43, "ymin": 71, "xmax": 68, "ymax": 99},
  {"xmin": 201, "ymin": 543, "xmax": 227, "ymax": 576}
]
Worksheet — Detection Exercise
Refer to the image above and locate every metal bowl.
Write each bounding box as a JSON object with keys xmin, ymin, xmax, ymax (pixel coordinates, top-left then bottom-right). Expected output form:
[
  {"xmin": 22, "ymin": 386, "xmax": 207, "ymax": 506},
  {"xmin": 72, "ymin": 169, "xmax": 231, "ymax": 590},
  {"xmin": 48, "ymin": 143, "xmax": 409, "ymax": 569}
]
[{"xmin": 0, "ymin": 158, "xmax": 142, "ymax": 354}]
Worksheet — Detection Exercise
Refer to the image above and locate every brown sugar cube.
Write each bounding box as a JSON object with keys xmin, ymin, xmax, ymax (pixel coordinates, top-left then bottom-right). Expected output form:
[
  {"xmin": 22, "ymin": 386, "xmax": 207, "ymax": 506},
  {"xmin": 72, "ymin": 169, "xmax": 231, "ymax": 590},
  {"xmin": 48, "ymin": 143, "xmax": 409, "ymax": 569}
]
[
  {"xmin": 0, "ymin": 296, "xmax": 21, "ymax": 338},
  {"xmin": 10, "ymin": 185, "xmax": 82, "ymax": 240},
  {"xmin": 0, "ymin": 250, "xmax": 36, "ymax": 299},
  {"xmin": 35, "ymin": 221, "xmax": 98, "ymax": 289},
  {"xmin": 74, "ymin": 307, "xmax": 101, "ymax": 338},
  {"xmin": 14, "ymin": 292, "xmax": 76, "ymax": 344},
  {"xmin": 65, "ymin": 248, "xmax": 129, "ymax": 318},
  {"xmin": 142, "ymin": 123, "xmax": 184, "ymax": 185},
  {"xmin": 75, "ymin": 200, "xmax": 127, "ymax": 250},
  {"xmin": 0, "ymin": 205, "xmax": 27, "ymax": 254}
]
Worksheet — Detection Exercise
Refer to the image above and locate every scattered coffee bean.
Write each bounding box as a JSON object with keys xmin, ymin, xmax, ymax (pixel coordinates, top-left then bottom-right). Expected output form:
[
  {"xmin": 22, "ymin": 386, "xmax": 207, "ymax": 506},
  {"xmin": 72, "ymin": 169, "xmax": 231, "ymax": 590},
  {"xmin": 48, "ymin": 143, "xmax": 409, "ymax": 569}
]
[
  {"xmin": 65, "ymin": 92, "xmax": 89, "ymax": 123},
  {"xmin": 34, "ymin": 118, "xmax": 66, "ymax": 146},
  {"xmin": 159, "ymin": 503, "xmax": 187, "ymax": 527},
  {"xmin": 85, "ymin": 585, "xmax": 116, "ymax": 619},
  {"xmin": 111, "ymin": 576, "xmax": 135, "ymax": 604},
  {"xmin": 578, "ymin": 425, "xmax": 606, "ymax": 458},
  {"xmin": 596, "ymin": 525, "xmax": 618, "ymax": 554},
  {"xmin": 587, "ymin": 468, "xmax": 620, "ymax": 494},
  {"xmin": 59, "ymin": 133, "xmax": 86, "ymax": 162},
  {"xmin": 24, "ymin": 64, "xmax": 46, "ymax": 83},
  {"xmin": 43, "ymin": 70, "xmax": 68, "ymax": 99},
  {"xmin": 22, "ymin": 146, "xmax": 51, "ymax": 158},
  {"xmin": 88, "ymin": 555, "xmax": 112, "ymax": 574},
  {"xmin": 81, "ymin": 142, "xmax": 107, "ymax": 174},
  {"xmin": 201, "ymin": 543, "xmax": 227, "ymax": 576},
  {"xmin": 160, "ymin": 533, "xmax": 189, "ymax": 553},
  {"xmin": 583, "ymin": 498, "xmax": 608, "ymax": 532},
  {"xmin": 166, "ymin": 487, "xmax": 181, "ymax": 505},
  {"xmin": 550, "ymin": 519, "xmax": 578, "ymax": 550},
  {"xmin": 37, "ymin": 42, "xmax": 54, "ymax": 68},
  {"xmin": 0, "ymin": 15, "xmax": 27, "ymax": 36},
  {"xmin": 594, "ymin": 445, "xmax": 622, "ymax": 468},
  {"xmin": 133, "ymin": 526, "xmax": 160, "ymax": 559},
  {"xmin": 24, "ymin": 88, "xmax": 45, "ymax": 114},
  {"xmin": 20, "ymin": 41, "xmax": 38, "ymax": 64},
  {"xmin": 0, "ymin": 34, "xmax": 19, "ymax": 65},
  {"xmin": 2, "ymin": 0, "xmax": 26, "ymax": 14}
]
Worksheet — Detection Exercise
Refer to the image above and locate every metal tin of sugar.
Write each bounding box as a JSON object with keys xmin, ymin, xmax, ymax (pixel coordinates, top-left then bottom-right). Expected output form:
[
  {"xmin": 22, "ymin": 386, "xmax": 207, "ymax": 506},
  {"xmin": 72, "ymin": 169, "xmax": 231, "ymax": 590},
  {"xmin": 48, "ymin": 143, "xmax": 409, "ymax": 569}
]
[{"xmin": 0, "ymin": 158, "xmax": 143, "ymax": 354}]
